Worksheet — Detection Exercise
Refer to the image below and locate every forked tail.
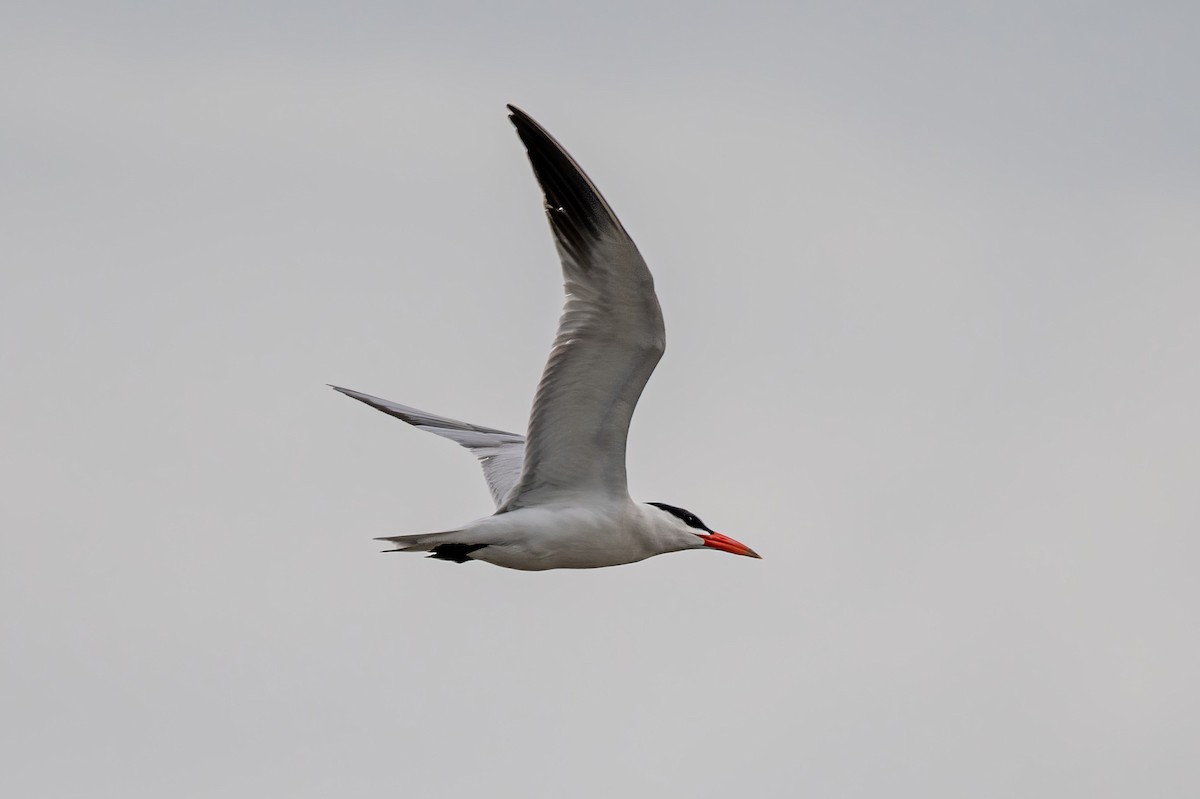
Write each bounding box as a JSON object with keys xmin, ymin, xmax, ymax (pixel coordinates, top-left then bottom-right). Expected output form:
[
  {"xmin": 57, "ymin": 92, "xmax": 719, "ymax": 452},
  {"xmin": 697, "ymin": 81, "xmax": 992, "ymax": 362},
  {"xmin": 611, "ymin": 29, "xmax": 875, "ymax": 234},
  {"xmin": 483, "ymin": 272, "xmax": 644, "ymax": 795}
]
[{"xmin": 375, "ymin": 531, "xmax": 487, "ymax": 563}]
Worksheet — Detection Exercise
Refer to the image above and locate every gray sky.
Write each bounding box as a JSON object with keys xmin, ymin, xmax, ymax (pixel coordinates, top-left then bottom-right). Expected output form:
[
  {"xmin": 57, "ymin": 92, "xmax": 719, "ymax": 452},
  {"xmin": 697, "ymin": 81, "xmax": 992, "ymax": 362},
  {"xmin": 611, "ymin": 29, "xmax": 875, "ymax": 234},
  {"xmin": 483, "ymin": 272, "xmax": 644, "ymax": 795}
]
[{"xmin": 3, "ymin": 2, "xmax": 1198, "ymax": 797}]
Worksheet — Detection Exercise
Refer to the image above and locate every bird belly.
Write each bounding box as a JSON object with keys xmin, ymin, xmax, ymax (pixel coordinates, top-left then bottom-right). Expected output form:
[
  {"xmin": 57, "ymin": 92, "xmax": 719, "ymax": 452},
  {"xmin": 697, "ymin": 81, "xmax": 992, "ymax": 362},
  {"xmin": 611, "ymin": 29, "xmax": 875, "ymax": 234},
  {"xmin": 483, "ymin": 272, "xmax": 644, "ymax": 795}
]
[{"xmin": 465, "ymin": 505, "xmax": 654, "ymax": 571}]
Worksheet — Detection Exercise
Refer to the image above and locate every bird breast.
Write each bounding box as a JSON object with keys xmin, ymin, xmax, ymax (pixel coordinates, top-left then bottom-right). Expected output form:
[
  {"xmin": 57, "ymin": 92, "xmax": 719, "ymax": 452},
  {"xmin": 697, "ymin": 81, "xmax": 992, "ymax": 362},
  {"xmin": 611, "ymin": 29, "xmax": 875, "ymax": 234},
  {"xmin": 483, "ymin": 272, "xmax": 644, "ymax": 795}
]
[{"xmin": 466, "ymin": 503, "xmax": 660, "ymax": 571}]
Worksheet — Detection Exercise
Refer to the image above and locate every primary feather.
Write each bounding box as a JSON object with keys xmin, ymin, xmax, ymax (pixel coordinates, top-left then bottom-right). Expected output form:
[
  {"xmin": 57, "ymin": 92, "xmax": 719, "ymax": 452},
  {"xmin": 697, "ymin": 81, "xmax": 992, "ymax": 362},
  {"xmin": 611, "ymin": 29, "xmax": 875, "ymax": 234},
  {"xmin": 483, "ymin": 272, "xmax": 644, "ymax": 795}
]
[{"xmin": 329, "ymin": 385, "xmax": 525, "ymax": 508}]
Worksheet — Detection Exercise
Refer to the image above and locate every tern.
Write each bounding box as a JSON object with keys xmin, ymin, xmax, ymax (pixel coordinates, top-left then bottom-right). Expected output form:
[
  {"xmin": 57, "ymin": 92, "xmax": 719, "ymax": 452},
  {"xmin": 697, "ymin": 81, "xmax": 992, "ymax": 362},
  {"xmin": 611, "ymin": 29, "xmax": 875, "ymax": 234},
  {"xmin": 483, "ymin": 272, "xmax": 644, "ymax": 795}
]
[{"xmin": 332, "ymin": 105, "xmax": 759, "ymax": 570}]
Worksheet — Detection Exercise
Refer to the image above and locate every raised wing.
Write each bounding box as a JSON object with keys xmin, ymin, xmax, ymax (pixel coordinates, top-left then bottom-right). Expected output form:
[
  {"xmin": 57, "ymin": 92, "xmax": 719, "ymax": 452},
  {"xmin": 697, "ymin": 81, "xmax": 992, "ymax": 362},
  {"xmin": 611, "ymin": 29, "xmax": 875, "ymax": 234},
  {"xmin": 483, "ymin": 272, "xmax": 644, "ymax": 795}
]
[
  {"xmin": 503, "ymin": 106, "xmax": 665, "ymax": 509},
  {"xmin": 330, "ymin": 385, "xmax": 525, "ymax": 508}
]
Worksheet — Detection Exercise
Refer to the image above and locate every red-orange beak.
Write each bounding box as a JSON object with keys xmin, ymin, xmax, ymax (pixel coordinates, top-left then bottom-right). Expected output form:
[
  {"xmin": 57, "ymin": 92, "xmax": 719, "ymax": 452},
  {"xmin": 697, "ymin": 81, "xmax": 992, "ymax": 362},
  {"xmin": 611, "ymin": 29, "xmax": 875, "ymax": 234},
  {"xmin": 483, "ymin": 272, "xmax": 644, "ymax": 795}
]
[{"xmin": 700, "ymin": 532, "xmax": 761, "ymax": 559}]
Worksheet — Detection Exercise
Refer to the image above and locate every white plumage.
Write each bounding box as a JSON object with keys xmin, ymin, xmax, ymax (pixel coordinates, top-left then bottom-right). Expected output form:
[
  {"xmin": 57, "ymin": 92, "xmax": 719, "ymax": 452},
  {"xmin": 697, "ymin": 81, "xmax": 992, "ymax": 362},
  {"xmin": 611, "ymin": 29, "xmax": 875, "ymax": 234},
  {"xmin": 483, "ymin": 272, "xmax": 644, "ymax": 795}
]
[{"xmin": 333, "ymin": 105, "xmax": 759, "ymax": 570}]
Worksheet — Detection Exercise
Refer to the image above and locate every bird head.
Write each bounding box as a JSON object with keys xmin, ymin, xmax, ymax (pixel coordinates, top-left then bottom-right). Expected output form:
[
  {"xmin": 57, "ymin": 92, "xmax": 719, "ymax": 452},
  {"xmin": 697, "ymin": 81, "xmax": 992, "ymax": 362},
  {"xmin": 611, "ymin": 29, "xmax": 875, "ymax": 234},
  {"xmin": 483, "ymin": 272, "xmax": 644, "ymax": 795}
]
[{"xmin": 646, "ymin": 502, "xmax": 760, "ymax": 559}]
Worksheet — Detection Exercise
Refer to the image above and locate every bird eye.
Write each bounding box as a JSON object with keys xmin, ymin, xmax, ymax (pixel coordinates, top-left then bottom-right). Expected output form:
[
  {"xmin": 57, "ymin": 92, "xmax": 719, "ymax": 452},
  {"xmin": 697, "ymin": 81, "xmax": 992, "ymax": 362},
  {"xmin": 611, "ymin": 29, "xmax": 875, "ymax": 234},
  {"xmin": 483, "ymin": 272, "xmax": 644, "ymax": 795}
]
[{"xmin": 648, "ymin": 502, "xmax": 708, "ymax": 531}]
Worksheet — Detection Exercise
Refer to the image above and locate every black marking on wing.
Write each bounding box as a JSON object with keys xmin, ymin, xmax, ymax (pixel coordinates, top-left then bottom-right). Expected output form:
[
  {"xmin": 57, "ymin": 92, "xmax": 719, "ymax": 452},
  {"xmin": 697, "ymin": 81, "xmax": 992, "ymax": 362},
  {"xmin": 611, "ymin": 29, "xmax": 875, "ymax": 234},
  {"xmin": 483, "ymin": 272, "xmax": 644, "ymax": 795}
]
[
  {"xmin": 507, "ymin": 104, "xmax": 624, "ymax": 263},
  {"xmin": 647, "ymin": 502, "xmax": 713, "ymax": 533},
  {"xmin": 427, "ymin": 543, "xmax": 488, "ymax": 563}
]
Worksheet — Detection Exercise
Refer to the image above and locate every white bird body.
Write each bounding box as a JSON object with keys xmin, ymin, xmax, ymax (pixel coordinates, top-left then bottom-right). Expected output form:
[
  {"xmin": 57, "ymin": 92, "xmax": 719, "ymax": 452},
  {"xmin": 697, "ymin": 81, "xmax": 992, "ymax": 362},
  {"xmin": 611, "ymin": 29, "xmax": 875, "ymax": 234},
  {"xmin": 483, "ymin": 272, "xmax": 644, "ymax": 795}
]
[
  {"xmin": 333, "ymin": 105, "xmax": 759, "ymax": 570},
  {"xmin": 420, "ymin": 501, "xmax": 698, "ymax": 571}
]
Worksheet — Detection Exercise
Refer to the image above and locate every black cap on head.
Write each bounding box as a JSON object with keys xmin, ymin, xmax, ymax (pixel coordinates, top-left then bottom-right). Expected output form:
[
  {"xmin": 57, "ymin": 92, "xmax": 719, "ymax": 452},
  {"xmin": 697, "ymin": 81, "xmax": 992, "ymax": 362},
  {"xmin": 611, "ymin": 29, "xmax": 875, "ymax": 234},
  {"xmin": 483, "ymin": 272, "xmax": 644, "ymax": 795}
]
[{"xmin": 647, "ymin": 502, "xmax": 713, "ymax": 533}]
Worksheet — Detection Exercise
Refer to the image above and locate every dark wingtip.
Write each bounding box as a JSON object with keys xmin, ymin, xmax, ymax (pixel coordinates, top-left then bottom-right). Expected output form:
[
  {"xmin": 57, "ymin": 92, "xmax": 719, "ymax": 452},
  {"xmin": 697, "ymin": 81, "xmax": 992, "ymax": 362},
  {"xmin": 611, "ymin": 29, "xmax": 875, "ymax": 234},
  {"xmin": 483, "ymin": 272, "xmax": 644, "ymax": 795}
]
[
  {"xmin": 505, "ymin": 105, "xmax": 624, "ymax": 258},
  {"xmin": 329, "ymin": 384, "xmax": 368, "ymax": 402}
]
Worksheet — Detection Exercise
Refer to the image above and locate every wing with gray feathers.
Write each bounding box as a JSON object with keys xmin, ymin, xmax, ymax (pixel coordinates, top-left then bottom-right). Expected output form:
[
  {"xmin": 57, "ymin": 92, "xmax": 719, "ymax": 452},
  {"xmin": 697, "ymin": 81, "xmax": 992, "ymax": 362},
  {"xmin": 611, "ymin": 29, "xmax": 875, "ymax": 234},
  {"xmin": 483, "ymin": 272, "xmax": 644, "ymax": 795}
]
[
  {"xmin": 330, "ymin": 385, "xmax": 525, "ymax": 508},
  {"xmin": 503, "ymin": 106, "xmax": 665, "ymax": 508}
]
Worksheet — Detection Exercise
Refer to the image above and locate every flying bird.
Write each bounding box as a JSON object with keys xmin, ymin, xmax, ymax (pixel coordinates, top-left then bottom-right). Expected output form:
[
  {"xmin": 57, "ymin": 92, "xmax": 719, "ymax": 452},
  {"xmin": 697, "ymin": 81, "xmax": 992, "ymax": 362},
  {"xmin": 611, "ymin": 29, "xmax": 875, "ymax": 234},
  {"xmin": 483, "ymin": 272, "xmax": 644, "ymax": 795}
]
[{"xmin": 332, "ymin": 105, "xmax": 759, "ymax": 570}]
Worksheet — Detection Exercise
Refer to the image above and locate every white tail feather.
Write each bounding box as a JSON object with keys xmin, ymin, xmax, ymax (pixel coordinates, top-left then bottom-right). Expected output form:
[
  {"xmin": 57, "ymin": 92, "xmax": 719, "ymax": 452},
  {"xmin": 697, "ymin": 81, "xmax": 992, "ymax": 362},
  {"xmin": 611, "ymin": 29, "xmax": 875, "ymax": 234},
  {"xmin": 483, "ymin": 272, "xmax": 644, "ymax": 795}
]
[{"xmin": 374, "ymin": 530, "xmax": 465, "ymax": 552}]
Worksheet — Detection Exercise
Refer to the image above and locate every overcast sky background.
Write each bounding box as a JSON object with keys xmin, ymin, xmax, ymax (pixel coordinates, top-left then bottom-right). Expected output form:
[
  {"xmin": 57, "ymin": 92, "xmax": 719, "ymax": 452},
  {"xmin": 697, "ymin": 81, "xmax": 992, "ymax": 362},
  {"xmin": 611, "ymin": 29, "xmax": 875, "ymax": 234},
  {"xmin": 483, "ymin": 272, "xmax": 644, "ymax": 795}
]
[{"xmin": 3, "ymin": 2, "xmax": 1198, "ymax": 797}]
